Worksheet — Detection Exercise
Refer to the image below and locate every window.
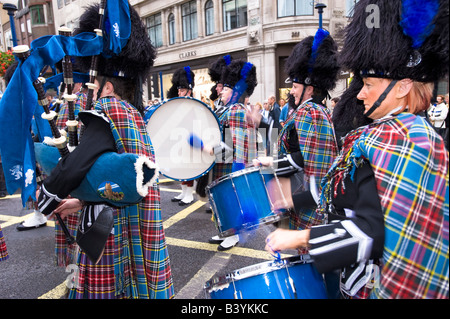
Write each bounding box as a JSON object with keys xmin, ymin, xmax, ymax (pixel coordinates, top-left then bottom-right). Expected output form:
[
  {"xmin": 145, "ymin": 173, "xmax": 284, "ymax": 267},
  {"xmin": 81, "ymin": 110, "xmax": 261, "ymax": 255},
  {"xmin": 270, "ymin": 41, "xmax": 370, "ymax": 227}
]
[
  {"xmin": 46, "ymin": 4, "xmax": 54, "ymax": 24},
  {"xmin": 30, "ymin": 5, "xmax": 46, "ymax": 25},
  {"xmin": 223, "ymin": 0, "xmax": 248, "ymax": 32},
  {"xmin": 147, "ymin": 13, "xmax": 163, "ymax": 48},
  {"xmin": 182, "ymin": 1, "xmax": 198, "ymax": 41},
  {"xmin": 278, "ymin": 0, "xmax": 314, "ymax": 18},
  {"xmin": 168, "ymin": 13, "xmax": 176, "ymax": 45},
  {"xmin": 205, "ymin": 0, "xmax": 215, "ymax": 36}
]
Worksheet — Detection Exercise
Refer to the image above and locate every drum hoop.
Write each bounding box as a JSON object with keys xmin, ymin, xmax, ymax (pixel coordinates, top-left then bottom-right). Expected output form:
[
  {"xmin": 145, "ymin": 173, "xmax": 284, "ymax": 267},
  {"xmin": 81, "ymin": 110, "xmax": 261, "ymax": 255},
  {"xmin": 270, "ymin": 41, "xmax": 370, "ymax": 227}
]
[
  {"xmin": 152, "ymin": 96, "xmax": 223, "ymax": 132},
  {"xmin": 160, "ymin": 162, "xmax": 215, "ymax": 182},
  {"xmin": 205, "ymin": 255, "xmax": 311, "ymax": 289},
  {"xmin": 147, "ymin": 97, "xmax": 223, "ymax": 181}
]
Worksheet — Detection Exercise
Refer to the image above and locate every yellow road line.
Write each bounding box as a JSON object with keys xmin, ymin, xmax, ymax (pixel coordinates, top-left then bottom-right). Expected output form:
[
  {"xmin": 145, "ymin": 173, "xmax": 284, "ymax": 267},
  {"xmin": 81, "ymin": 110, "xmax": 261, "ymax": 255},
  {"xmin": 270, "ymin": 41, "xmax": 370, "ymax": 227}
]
[
  {"xmin": 159, "ymin": 178, "xmax": 174, "ymax": 184},
  {"xmin": 166, "ymin": 237, "xmax": 292, "ymax": 260},
  {"xmin": 37, "ymin": 282, "xmax": 67, "ymax": 299},
  {"xmin": 0, "ymin": 213, "xmax": 55, "ymax": 228},
  {"xmin": 0, "ymin": 194, "xmax": 21, "ymax": 200},
  {"xmin": 159, "ymin": 187, "xmax": 181, "ymax": 193},
  {"xmin": 0, "ymin": 213, "xmax": 34, "ymax": 228},
  {"xmin": 163, "ymin": 200, "xmax": 207, "ymax": 229}
]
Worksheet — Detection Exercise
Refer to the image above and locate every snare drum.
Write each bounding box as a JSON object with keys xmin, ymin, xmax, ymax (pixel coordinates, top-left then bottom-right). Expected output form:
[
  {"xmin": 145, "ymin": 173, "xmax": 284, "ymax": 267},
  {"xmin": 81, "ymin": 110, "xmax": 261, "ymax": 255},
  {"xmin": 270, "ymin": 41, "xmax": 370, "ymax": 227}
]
[
  {"xmin": 146, "ymin": 97, "xmax": 222, "ymax": 181},
  {"xmin": 207, "ymin": 167, "xmax": 288, "ymax": 237},
  {"xmin": 204, "ymin": 255, "xmax": 327, "ymax": 299}
]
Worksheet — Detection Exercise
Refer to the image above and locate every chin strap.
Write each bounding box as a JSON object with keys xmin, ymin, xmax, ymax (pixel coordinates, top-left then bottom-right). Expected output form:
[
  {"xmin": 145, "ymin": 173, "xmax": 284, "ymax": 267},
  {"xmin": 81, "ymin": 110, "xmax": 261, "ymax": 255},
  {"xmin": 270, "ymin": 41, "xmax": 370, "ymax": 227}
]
[
  {"xmin": 296, "ymin": 85, "xmax": 306, "ymax": 108},
  {"xmin": 364, "ymin": 80, "xmax": 398, "ymax": 118}
]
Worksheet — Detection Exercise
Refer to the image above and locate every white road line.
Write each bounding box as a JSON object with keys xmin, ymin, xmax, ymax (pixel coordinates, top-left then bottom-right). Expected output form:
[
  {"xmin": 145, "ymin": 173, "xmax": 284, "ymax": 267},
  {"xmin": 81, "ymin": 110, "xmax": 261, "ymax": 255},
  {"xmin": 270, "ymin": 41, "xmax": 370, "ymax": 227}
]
[{"xmin": 174, "ymin": 252, "xmax": 231, "ymax": 299}]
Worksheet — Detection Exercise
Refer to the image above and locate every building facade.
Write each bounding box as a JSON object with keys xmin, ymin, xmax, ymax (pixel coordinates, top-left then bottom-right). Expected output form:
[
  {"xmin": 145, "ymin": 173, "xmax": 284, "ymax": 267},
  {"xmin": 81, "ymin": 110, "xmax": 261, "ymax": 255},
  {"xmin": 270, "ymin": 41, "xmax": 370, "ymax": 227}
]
[
  {"xmin": 4, "ymin": 0, "xmax": 447, "ymax": 103},
  {"xmin": 133, "ymin": 0, "xmax": 354, "ymax": 104},
  {"xmin": 51, "ymin": 0, "xmax": 97, "ymax": 30},
  {"xmin": 12, "ymin": 0, "xmax": 55, "ymax": 48}
]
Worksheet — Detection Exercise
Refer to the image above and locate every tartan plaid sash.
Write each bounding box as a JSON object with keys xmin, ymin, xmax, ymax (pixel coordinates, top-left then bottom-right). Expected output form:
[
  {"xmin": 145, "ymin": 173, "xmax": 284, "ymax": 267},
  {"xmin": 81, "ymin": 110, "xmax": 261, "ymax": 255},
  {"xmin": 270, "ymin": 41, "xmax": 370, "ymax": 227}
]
[
  {"xmin": 319, "ymin": 113, "xmax": 449, "ymax": 299},
  {"xmin": 213, "ymin": 103, "xmax": 257, "ymax": 179},
  {"xmin": 278, "ymin": 101, "xmax": 338, "ymax": 230}
]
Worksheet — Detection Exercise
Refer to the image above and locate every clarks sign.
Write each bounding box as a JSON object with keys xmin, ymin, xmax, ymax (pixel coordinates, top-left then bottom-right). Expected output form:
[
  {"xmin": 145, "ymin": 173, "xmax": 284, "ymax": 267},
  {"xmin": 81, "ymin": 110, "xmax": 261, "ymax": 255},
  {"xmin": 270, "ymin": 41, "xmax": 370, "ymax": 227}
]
[{"xmin": 179, "ymin": 51, "xmax": 197, "ymax": 60}]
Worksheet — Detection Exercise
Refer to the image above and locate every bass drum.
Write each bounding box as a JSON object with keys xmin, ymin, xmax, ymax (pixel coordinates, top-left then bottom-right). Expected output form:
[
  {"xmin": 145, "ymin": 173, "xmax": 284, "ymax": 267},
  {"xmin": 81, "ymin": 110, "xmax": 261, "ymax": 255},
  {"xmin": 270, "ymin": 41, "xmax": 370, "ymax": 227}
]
[{"xmin": 146, "ymin": 97, "xmax": 222, "ymax": 181}]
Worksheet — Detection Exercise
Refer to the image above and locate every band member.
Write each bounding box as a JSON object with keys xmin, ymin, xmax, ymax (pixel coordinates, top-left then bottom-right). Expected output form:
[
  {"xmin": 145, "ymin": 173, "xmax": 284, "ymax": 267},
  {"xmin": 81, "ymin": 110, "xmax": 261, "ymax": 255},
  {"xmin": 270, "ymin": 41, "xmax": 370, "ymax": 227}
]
[
  {"xmin": 196, "ymin": 55, "xmax": 233, "ymax": 212},
  {"xmin": 208, "ymin": 55, "xmax": 232, "ymax": 111},
  {"xmin": 38, "ymin": 3, "xmax": 174, "ymax": 298},
  {"xmin": 255, "ymin": 28, "xmax": 339, "ymax": 233},
  {"xmin": 170, "ymin": 66, "xmax": 197, "ymax": 206},
  {"xmin": 208, "ymin": 59, "xmax": 258, "ymax": 251},
  {"xmin": 266, "ymin": 0, "xmax": 449, "ymax": 299}
]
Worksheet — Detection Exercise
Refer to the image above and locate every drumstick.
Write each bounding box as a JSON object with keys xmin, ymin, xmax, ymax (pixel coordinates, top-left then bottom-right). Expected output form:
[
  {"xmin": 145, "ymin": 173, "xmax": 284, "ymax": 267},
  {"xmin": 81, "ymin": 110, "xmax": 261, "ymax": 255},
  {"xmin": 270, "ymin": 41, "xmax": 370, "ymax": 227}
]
[
  {"xmin": 188, "ymin": 133, "xmax": 214, "ymax": 155},
  {"xmin": 266, "ymin": 238, "xmax": 282, "ymax": 262}
]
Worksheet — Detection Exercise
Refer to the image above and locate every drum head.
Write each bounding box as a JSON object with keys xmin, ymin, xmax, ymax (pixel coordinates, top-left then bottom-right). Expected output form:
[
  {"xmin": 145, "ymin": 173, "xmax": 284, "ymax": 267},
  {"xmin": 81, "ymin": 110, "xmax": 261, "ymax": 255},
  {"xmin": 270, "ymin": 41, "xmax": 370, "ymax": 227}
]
[{"xmin": 146, "ymin": 97, "xmax": 222, "ymax": 181}]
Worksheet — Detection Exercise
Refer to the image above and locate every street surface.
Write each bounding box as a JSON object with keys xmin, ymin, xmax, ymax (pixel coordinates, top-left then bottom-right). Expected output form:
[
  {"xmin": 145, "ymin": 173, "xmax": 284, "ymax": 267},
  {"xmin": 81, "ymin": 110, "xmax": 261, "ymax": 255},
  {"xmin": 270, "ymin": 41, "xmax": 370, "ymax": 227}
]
[{"xmin": 0, "ymin": 178, "xmax": 294, "ymax": 299}]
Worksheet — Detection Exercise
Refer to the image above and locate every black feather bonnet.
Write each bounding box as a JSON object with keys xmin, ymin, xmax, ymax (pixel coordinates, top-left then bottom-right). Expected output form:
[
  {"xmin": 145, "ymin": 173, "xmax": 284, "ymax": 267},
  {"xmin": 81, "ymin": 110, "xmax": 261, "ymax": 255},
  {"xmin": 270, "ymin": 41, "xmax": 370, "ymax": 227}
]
[
  {"xmin": 285, "ymin": 28, "xmax": 339, "ymax": 92},
  {"xmin": 209, "ymin": 55, "xmax": 233, "ymax": 83},
  {"xmin": 172, "ymin": 66, "xmax": 195, "ymax": 90},
  {"xmin": 339, "ymin": 0, "xmax": 449, "ymax": 82},
  {"xmin": 73, "ymin": 2, "xmax": 157, "ymax": 81},
  {"xmin": 221, "ymin": 59, "xmax": 258, "ymax": 98}
]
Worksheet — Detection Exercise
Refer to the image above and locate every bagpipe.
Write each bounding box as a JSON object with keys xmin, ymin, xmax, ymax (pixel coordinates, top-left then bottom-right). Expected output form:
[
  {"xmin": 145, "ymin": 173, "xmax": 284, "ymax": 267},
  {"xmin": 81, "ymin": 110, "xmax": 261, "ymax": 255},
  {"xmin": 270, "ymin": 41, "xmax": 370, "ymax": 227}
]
[{"xmin": 1, "ymin": 0, "xmax": 157, "ymax": 263}]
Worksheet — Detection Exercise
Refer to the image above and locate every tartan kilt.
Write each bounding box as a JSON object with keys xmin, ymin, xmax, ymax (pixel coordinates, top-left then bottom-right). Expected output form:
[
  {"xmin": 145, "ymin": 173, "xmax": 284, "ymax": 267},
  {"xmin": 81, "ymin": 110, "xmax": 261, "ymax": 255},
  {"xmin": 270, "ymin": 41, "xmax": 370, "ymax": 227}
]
[
  {"xmin": 68, "ymin": 185, "xmax": 174, "ymax": 299},
  {"xmin": 55, "ymin": 212, "xmax": 80, "ymax": 267},
  {"xmin": 0, "ymin": 226, "xmax": 8, "ymax": 262},
  {"xmin": 68, "ymin": 234, "xmax": 116, "ymax": 299},
  {"xmin": 212, "ymin": 163, "xmax": 233, "ymax": 181}
]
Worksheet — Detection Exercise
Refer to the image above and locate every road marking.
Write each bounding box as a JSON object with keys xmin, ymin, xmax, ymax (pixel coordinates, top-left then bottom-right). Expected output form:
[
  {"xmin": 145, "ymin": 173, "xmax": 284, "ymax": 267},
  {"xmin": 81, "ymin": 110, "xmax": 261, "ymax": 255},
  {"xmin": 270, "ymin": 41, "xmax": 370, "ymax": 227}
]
[
  {"xmin": 0, "ymin": 213, "xmax": 55, "ymax": 228},
  {"xmin": 0, "ymin": 194, "xmax": 21, "ymax": 200},
  {"xmin": 159, "ymin": 178, "xmax": 174, "ymax": 184},
  {"xmin": 174, "ymin": 252, "xmax": 231, "ymax": 299},
  {"xmin": 37, "ymin": 282, "xmax": 67, "ymax": 299},
  {"xmin": 159, "ymin": 187, "xmax": 181, "ymax": 193},
  {"xmin": 166, "ymin": 237, "xmax": 291, "ymax": 260},
  {"xmin": 17, "ymin": 185, "xmax": 288, "ymax": 299},
  {"xmin": 0, "ymin": 213, "xmax": 34, "ymax": 228}
]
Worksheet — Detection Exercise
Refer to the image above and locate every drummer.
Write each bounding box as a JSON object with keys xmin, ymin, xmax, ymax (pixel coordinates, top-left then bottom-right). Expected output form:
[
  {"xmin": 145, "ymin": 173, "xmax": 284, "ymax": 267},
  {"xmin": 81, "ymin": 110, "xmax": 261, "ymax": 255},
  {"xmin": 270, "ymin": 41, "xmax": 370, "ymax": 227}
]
[
  {"xmin": 207, "ymin": 59, "xmax": 258, "ymax": 251},
  {"xmin": 254, "ymin": 28, "xmax": 339, "ymax": 233},
  {"xmin": 169, "ymin": 66, "xmax": 197, "ymax": 206},
  {"xmin": 196, "ymin": 55, "xmax": 234, "ymax": 213},
  {"xmin": 209, "ymin": 55, "xmax": 232, "ymax": 112},
  {"xmin": 265, "ymin": 0, "xmax": 449, "ymax": 299}
]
